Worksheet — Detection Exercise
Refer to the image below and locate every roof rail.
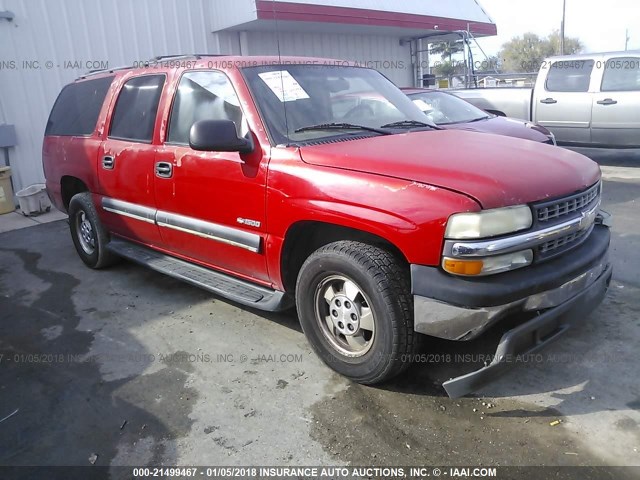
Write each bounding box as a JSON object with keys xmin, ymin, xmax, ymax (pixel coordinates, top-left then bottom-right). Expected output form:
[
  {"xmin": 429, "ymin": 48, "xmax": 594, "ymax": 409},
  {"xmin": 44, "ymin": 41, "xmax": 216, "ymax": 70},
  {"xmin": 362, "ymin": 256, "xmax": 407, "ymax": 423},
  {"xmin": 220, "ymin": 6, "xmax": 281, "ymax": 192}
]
[
  {"xmin": 151, "ymin": 53, "xmax": 226, "ymax": 61},
  {"xmin": 152, "ymin": 54, "xmax": 202, "ymax": 61},
  {"xmin": 77, "ymin": 53, "xmax": 229, "ymax": 80},
  {"xmin": 78, "ymin": 65, "xmax": 134, "ymax": 80}
]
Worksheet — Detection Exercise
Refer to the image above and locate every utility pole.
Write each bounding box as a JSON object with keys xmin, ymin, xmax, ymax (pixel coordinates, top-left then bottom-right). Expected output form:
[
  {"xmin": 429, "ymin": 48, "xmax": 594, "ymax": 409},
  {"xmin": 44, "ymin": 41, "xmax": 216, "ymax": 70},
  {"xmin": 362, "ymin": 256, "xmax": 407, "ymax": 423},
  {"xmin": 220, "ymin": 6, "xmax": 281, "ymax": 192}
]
[
  {"xmin": 625, "ymin": 29, "xmax": 630, "ymax": 51},
  {"xmin": 560, "ymin": 0, "xmax": 566, "ymax": 55}
]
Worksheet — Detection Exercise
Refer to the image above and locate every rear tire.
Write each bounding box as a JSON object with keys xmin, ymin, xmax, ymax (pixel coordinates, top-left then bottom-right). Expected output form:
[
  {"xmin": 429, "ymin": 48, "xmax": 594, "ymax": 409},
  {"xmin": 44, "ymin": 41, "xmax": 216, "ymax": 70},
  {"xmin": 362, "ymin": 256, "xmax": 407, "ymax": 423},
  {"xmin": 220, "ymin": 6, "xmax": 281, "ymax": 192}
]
[
  {"xmin": 296, "ymin": 241, "xmax": 415, "ymax": 384},
  {"xmin": 68, "ymin": 192, "xmax": 117, "ymax": 269}
]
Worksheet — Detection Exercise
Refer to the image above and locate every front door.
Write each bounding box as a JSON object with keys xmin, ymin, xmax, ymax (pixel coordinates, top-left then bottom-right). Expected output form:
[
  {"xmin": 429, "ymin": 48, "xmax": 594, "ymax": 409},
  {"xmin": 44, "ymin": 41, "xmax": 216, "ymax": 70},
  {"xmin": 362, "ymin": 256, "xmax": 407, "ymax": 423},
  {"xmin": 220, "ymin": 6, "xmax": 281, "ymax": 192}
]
[
  {"xmin": 154, "ymin": 70, "xmax": 269, "ymax": 284},
  {"xmin": 591, "ymin": 56, "xmax": 640, "ymax": 147},
  {"xmin": 98, "ymin": 74, "xmax": 166, "ymax": 245},
  {"xmin": 533, "ymin": 60, "xmax": 595, "ymax": 145}
]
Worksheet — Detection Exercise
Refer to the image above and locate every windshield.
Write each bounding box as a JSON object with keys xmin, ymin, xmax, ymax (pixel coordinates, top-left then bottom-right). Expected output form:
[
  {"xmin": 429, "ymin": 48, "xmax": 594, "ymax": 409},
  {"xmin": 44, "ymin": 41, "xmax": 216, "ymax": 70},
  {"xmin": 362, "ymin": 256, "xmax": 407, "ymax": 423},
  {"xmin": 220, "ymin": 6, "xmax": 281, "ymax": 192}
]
[
  {"xmin": 242, "ymin": 64, "xmax": 431, "ymax": 144},
  {"xmin": 408, "ymin": 91, "xmax": 490, "ymax": 125}
]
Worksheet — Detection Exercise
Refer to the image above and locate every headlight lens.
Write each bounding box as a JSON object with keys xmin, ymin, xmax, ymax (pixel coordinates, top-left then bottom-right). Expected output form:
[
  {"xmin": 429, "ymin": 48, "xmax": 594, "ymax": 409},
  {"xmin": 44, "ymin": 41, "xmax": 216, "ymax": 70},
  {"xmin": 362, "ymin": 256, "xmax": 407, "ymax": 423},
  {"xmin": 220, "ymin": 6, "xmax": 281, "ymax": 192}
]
[
  {"xmin": 445, "ymin": 205, "xmax": 532, "ymax": 239},
  {"xmin": 443, "ymin": 250, "xmax": 533, "ymax": 276}
]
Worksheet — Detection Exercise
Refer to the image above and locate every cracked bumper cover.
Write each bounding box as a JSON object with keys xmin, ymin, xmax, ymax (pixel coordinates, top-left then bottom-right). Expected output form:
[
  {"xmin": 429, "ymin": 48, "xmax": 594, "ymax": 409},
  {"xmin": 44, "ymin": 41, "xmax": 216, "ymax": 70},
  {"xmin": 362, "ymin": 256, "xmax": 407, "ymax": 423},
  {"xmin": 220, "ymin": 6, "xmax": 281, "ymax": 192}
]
[{"xmin": 411, "ymin": 224, "xmax": 612, "ymax": 398}]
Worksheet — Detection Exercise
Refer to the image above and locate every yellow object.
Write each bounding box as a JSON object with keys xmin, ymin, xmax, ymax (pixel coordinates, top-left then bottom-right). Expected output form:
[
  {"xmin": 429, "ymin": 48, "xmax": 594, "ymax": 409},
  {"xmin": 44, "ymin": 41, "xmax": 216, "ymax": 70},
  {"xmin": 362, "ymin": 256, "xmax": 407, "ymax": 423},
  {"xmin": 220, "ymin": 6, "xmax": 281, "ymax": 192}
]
[
  {"xmin": 0, "ymin": 167, "xmax": 15, "ymax": 215},
  {"xmin": 549, "ymin": 420, "xmax": 562, "ymax": 426},
  {"xmin": 443, "ymin": 258, "xmax": 484, "ymax": 276}
]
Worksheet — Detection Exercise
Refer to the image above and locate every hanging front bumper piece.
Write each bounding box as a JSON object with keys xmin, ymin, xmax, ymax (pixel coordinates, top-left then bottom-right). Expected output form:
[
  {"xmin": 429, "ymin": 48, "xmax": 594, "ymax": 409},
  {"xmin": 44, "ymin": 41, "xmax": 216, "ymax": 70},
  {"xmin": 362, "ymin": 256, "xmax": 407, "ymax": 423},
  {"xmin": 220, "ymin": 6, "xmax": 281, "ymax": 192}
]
[{"xmin": 411, "ymin": 219, "xmax": 612, "ymax": 398}]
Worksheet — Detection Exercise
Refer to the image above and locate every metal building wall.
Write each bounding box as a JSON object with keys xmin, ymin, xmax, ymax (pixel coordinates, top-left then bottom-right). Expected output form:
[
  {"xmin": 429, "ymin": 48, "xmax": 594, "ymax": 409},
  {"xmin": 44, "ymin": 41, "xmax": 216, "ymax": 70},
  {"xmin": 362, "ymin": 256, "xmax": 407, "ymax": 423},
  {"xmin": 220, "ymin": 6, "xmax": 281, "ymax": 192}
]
[
  {"xmin": 0, "ymin": 0, "xmax": 226, "ymax": 193},
  {"xmin": 239, "ymin": 30, "xmax": 413, "ymax": 85},
  {"xmin": 0, "ymin": 0, "xmax": 412, "ymax": 193}
]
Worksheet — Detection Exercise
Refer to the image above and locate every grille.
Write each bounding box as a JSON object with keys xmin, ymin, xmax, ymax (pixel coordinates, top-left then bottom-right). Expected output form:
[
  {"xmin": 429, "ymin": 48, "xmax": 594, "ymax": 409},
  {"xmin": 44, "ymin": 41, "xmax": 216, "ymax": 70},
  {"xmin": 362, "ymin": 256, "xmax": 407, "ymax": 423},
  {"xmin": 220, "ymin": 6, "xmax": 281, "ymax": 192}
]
[
  {"xmin": 536, "ymin": 182, "xmax": 600, "ymax": 223},
  {"xmin": 538, "ymin": 227, "xmax": 590, "ymax": 255}
]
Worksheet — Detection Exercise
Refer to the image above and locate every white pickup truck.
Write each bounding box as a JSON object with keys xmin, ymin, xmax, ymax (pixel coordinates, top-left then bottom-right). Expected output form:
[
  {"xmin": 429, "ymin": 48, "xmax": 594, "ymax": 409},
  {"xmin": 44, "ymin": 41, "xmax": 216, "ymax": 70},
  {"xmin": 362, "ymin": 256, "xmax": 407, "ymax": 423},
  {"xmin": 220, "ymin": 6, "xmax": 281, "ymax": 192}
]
[{"xmin": 452, "ymin": 51, "xmax": 640, "ymax": 148}]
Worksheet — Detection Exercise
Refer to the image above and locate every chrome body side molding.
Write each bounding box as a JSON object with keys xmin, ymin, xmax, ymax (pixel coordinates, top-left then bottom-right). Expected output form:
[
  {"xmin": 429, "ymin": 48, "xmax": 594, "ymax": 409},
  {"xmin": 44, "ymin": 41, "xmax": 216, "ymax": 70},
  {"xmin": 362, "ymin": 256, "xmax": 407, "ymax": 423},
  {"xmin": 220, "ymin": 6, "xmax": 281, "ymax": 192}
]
[
  {"xmin": 101, "ymin": 197, "xmax": 261, "ymax": 253},
  {"xmin": 102, "ymin": 197, "xmax": 156, "ymax": 224},
  {"xmin": 156, "ymin": 210, "xmax": 261, "ymax": 253}
]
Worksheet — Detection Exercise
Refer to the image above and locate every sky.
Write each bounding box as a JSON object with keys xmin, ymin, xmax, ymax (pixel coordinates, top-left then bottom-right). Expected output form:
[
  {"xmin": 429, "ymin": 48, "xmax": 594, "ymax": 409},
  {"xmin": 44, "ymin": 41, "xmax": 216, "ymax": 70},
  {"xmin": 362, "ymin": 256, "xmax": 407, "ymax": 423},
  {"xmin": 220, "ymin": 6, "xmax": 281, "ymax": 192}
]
[{"xmin": 474, "ymin": 0, "xmax": 640, "ymax": 56}]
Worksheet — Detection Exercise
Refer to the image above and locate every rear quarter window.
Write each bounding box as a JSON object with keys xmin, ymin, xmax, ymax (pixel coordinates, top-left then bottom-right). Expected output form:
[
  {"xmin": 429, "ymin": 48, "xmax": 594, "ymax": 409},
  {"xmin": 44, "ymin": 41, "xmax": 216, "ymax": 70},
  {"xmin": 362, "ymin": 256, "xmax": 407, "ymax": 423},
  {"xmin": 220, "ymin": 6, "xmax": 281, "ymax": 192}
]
[{"xmin": 45, "ymin": 76, "xmax": 114, "ymax": 136}]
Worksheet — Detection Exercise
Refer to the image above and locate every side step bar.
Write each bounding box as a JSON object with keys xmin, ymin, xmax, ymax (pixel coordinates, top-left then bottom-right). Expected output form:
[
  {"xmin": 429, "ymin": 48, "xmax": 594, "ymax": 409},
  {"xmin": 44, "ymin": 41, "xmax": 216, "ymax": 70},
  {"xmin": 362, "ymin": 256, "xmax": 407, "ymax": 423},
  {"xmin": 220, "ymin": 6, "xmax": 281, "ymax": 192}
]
[{"xmin": 107, "ymin": 238, "xmax": 293, "ymax": 312}]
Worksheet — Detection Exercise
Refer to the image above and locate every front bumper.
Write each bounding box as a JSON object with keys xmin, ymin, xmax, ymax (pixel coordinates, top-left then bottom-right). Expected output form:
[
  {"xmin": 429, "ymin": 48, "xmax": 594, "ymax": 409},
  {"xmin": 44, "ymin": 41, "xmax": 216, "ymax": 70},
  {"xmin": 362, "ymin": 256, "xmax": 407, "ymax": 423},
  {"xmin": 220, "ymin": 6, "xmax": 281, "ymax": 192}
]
[{"xmin": 411, "ymin": 224, "xmax": 612, "ymax": 398}]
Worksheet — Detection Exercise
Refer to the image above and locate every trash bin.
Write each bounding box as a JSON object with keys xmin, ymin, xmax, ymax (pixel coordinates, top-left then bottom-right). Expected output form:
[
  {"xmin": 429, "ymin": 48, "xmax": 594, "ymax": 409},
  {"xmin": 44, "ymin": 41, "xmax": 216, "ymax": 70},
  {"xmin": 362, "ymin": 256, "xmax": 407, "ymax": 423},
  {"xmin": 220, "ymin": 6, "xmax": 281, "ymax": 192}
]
[
  {"xmin": 0, "ymin": 166, "xmax": 15, "ymax": 214},
  {"xmin": 16, "ymin": 183, "xmax": 51, "ymax": 216}
]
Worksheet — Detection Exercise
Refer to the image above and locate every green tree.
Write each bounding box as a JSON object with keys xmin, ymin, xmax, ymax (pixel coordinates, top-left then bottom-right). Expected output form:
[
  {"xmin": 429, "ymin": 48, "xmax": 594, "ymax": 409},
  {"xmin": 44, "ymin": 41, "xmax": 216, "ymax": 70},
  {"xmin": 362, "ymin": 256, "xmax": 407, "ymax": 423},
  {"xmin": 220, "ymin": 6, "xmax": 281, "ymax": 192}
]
[
  {"xmin": 430, "ymin": 41, "xmax": 465, "ymax": 62},
  {"xmin": 499, "ymin": 31, "xmax": 583, "ymax": 73},
  {"xmin": 433, "ymin": 60, "xmax": 468, "ymax": 86},
  {"xmin": 434, "ymin": 60, "xmax": 457, "ymax": 79},
  {"xmin": 547, "ymin": 29, "xmax": 583, "ymax": 57}
]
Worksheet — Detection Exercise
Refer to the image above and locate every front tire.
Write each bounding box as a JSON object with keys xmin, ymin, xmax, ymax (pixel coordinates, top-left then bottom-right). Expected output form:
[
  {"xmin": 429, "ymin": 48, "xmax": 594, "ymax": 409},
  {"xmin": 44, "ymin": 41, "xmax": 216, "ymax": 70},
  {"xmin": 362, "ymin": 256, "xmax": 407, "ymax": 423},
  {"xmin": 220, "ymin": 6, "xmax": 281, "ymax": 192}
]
[
  {"xmin": 296, "ymin": 241, "xmax": 415, "ymax": 384},
  {"xmin": 68, "ymin": 192, "xmax": 117, "ymax": 269}
]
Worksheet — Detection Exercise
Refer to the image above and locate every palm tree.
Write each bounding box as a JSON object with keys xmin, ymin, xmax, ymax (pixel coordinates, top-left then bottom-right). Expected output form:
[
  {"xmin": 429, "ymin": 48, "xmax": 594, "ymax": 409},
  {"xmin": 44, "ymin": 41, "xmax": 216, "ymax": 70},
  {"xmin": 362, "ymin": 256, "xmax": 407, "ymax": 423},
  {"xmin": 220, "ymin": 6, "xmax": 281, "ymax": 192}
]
[
  {"xmin": 430, "ymin": 41, "xmax": 465, "ymax": 63},
  {"xmin": 431, "ymin": 41, "xmax": 465, "ymax": 86}
]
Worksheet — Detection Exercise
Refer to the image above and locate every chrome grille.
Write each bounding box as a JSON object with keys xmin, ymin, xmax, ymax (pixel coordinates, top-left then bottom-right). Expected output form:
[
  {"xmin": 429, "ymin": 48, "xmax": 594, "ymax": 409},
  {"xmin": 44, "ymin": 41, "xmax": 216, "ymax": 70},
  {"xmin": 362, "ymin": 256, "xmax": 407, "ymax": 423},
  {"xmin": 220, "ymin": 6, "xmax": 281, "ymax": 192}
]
[
  {"xmin": 536, "ymin": 182, "xmax": 600, "ymax": 223},
  {"xmin": 538, "ymin": 227, "xmax": 590, "ymax": 254}
]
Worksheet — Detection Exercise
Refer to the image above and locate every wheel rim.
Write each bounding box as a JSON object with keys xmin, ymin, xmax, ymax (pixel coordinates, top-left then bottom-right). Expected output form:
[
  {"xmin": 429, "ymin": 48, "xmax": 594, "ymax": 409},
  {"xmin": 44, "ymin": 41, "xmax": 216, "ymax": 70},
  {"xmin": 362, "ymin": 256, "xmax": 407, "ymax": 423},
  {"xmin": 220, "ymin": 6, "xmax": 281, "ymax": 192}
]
[
  {"xmin": 314, "ymin": 275, "xmax": 375, "ymax": 357},
  {"xmin": 75, "ymin": 210, "xmax": 96, "ymax": 255}
]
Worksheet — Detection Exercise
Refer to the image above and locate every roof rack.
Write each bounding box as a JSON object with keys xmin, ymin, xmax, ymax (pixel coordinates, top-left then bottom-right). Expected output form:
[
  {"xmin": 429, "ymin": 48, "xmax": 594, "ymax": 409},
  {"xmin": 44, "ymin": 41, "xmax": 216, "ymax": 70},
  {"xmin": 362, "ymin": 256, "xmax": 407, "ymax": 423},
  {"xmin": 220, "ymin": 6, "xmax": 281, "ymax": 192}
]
[{"xmin": 78, "ymin": 53, "xmax": 228, "ymax": 80}]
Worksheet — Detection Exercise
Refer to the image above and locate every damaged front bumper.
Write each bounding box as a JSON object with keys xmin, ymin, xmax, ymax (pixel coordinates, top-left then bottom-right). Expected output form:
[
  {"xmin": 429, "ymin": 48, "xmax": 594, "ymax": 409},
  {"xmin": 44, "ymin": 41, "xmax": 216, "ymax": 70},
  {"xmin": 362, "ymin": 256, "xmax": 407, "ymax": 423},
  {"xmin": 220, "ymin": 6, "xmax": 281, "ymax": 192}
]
[{"xmin": 411, "ymin": 223, "xmax": 612, "ymax": 398}]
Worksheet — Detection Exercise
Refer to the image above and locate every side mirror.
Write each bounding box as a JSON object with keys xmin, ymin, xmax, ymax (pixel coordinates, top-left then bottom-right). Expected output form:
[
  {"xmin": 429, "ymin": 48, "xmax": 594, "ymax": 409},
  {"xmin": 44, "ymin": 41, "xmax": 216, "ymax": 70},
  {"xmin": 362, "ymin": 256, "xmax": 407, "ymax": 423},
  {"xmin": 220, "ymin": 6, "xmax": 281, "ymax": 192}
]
[{"xmin": 189, "ymin": 120, "xmax": 254, "ymax": 154}]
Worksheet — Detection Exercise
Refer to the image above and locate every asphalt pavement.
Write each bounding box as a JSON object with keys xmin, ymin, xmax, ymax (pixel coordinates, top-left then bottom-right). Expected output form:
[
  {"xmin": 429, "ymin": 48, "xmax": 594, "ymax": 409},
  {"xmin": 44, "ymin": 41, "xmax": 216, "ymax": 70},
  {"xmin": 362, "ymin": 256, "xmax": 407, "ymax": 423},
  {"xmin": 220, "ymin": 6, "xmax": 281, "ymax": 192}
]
[{"xmin": 0, "ymin": 154, "xmax": 638, "ymax": 477}]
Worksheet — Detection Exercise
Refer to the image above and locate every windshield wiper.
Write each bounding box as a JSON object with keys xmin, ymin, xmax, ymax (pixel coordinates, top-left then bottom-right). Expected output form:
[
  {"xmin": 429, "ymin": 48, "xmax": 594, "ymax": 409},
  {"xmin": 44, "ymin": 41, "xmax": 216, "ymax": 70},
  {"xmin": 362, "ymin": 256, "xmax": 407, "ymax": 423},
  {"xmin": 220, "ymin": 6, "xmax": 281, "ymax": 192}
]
[
  {"xmin": 467, "ymin": 116, "xmax": 490, "ymax": 123},
  {"xmin": 294, "ymin": 123, "xmax": 391, "ymax": 135},
  {"xmin": 380, "ymin": 120, "xmax": 443, "ymax": 130}
]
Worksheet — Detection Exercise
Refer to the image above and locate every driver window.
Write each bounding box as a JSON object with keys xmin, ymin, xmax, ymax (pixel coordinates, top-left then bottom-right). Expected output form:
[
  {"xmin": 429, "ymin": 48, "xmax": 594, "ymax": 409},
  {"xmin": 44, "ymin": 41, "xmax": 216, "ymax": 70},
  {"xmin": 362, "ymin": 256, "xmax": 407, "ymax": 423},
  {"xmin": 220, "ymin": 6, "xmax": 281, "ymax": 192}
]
[{"xmin": 167, "ymin": 71, "xmax": 248, "ymax": 145}]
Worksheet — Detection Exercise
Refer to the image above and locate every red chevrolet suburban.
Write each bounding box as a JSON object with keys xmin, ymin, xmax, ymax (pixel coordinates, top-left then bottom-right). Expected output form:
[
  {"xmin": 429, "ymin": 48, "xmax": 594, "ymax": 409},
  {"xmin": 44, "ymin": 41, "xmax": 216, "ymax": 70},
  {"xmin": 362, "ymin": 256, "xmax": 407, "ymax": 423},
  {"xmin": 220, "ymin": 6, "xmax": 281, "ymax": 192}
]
[{"xmin": 43, "ymin": 56, "xmax": 612, "ymax": 397}]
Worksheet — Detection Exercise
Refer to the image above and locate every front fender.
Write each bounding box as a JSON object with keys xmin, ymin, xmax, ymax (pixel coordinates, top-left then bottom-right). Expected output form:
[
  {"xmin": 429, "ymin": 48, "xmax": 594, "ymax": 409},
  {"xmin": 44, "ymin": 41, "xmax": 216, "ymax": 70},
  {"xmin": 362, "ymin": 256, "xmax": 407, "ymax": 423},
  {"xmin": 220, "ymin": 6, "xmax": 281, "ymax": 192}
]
[{"xmin": 265, "ymin": 156, "xmax": 479, "ymax": 288}]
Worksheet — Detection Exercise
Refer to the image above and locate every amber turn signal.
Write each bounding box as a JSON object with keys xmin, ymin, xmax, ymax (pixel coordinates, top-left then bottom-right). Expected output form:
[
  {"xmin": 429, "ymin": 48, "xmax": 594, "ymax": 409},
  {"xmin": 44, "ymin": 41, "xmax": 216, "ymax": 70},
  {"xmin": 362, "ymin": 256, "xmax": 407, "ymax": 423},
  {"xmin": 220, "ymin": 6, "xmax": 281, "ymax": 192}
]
[{"xmin": 442, "ymin": 258, "xmax": 484, "ymax": 276}]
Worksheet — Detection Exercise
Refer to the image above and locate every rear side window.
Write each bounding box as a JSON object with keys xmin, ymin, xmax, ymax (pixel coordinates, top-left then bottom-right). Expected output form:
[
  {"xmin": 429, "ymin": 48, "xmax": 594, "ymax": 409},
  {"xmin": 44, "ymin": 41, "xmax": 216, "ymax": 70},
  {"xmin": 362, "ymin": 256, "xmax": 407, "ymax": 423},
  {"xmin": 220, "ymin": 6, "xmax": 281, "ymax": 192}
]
[
  {"xmin": 546, "ymin": 60, "xmax": 594, "ymax": 92},
  {"xmin": 45, "ymin": 76, "xmax": 114, "ymax": 136},
  {"xmin": 601, "ymin": 57, "xmax": 640, "ymax": 92},
  {"xmin": 109, "ymin": 75, "xmax": 165, "ymax": 142}
]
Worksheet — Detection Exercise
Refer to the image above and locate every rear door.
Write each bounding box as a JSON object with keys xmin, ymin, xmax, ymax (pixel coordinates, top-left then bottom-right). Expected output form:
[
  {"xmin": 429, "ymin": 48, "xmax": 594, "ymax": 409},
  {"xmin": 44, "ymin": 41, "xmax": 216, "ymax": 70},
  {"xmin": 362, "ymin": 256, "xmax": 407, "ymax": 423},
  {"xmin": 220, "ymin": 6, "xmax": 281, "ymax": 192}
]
[
  {"xmin": 153, "ymin": 70, "xmax": 270, "ymax": 284},
  {"xmin": 98, "ymin": 74, "xmax": 166, "ymax": 245},
  {"xmin": 533, "ymin": 59, "xmax": 595, "ymax": 145},
  {"xmin": 591, "ymin": 56, "xmax": 640, "ymax": 147}
]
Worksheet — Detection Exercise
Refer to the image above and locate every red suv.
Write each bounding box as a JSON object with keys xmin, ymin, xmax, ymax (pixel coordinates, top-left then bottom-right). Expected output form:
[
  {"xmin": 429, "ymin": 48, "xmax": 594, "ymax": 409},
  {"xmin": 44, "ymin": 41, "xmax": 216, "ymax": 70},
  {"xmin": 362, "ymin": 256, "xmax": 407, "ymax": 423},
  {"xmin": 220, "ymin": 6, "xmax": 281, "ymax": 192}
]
[{"xmin": 43, "ymin": 55, "xmax": 612, "ymax": 397}]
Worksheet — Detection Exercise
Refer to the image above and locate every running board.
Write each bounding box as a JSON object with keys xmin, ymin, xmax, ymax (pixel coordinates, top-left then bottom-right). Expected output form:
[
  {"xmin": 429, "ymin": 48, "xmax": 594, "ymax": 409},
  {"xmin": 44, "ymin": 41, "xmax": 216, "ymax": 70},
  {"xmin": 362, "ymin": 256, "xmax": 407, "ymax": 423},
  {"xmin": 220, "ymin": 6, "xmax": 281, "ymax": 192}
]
[{"xmin": 107, "ymin": 238, "xmax": 293, "ymax": 312}]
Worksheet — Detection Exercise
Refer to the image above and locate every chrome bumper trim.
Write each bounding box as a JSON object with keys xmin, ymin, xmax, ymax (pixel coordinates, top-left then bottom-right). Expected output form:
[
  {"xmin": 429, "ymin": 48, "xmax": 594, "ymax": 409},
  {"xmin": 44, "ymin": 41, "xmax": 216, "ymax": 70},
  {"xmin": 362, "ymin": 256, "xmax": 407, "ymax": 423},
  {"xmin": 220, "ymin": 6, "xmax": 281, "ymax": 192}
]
[{"xmin": 444, "ymin": 203, "xmax": 600, "ymax": 258}]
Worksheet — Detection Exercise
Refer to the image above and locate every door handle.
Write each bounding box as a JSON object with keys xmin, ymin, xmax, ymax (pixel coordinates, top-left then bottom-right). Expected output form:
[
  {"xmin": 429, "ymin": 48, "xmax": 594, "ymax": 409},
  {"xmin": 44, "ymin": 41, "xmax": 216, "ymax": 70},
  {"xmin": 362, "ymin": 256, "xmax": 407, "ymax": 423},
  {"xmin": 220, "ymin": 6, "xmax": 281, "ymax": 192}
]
[
  {"xmin": 540, "ymin": 98, "xmax": 558, "ymax": 104},
  {"xmin": 102, "ymin": 155, "xmax": 115, "ymax": 170},
  {"xmin": 597, "ymin": 98, "xmax": 617, "ymax": 105},
  {"xmin": 155, "ymin": 162, "xmax": 173, "ymax": 178}
]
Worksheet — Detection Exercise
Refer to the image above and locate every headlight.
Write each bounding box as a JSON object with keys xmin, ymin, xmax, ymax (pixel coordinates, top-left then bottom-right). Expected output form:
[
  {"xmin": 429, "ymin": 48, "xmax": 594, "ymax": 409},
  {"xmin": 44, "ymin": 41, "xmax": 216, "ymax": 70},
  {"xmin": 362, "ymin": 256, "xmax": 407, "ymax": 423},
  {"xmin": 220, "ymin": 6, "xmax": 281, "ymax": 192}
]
[
  {"xmin": 445, "ymin": 205, "xmax": 532, "ymax": 239},
  {"xmin": 443, "ymin": 250, "xmax": 533, "ymax": 276}
]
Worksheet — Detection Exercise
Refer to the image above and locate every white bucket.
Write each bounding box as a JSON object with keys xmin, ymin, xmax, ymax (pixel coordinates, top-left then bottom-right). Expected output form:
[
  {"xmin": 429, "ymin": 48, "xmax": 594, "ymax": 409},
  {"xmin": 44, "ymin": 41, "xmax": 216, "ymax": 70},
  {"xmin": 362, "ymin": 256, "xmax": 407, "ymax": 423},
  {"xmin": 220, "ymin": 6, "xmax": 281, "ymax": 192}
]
[{"xmin": 16, "ymin": 183, "xmax": 52, "ymax": 216}]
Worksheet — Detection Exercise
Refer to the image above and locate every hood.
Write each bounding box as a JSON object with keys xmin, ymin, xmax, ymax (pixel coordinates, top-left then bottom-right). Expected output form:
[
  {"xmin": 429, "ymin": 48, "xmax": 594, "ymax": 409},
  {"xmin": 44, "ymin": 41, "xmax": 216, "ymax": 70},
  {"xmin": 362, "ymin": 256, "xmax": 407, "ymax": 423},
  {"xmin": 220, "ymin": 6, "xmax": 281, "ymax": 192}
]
[
  {"xmin": 443, "ymin": 116, "xmax": 552, "ymax": 143},
  {"xmin": 299, "ymin": 130, "xmax": 600, "ymax": 209}
]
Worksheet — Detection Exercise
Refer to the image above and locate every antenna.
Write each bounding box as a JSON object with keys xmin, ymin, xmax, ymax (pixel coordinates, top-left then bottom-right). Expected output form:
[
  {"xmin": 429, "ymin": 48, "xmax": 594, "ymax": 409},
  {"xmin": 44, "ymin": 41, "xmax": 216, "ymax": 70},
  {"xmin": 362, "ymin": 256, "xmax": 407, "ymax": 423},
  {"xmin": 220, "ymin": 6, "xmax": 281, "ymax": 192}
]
[{"xmin": 272, "ymin": 0, "xmax": 291, "ymax": 145}]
